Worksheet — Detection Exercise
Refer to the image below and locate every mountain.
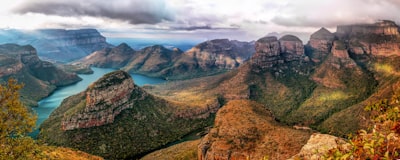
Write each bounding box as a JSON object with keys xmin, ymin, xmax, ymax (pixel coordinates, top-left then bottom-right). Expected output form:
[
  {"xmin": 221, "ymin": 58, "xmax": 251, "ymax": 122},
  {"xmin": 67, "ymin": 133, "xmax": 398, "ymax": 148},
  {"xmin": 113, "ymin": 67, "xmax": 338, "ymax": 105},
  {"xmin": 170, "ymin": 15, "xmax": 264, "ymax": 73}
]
[
  {"xmin": 0, "ymin": 44, "xmax": 81, "ymax": 106},
  {"xmin": 39, "ymin": 70, "xmax": 219, "ymax": 159},
  {"xmin": 39, "ymin": 20, "xmax": 400, "ymax": 159},
  {"xmin": 141, "ymin": 20, "xmax": 400, "ymax": 159},
  {"xmin": 79, "ymin": 39, "xmax": 254, "ymax": 80},
  {"xmin": 77, "ymin": 43, "xmax": 135, "ymax": 68},
  {"xmin": 0, "ymin": 29, "xmax": 112, "ymax": 62}
]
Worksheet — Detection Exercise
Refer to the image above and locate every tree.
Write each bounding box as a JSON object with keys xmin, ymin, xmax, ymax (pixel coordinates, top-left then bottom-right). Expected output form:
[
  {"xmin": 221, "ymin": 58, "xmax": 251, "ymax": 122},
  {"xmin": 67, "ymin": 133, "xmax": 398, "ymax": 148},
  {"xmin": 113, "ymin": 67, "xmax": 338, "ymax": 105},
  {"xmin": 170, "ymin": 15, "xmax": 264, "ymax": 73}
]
[
  {"xmin": 0, "ymin": 78, "xmax": 41, "ymax": 159},
  {"xmin": 325, "ymin": 94, "xmax": 400, "ymax": 159}
]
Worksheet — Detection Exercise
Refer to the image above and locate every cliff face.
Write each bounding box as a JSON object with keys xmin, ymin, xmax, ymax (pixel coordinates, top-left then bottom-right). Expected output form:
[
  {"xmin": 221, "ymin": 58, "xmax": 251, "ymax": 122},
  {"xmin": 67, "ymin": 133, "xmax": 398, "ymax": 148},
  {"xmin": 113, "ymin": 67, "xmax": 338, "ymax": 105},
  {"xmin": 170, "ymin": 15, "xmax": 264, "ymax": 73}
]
[
  {"xmin": 251, "ymin": 35, "xmax": 306, "ymax": 71},
  {"xmin": 336, "ymin": 20, "xmax": 400, "ymax": 56},
  {"xmin": 0, "ymin": 44, "xmax": 81, "ymax": 106},
  {"xmin": 307, "ymin": 28, "xmax": 335, "ymax": 62},
  {"xmin": 0, "ymin": 29, "xmax": 112, "ymax": 62},
  {"xmin": 62, "ymin": 71, "xmax": 141, "ymax": 130},
  {"xmin": 39, "ymin": 70, "xmax": 217, "ymax": 159}
]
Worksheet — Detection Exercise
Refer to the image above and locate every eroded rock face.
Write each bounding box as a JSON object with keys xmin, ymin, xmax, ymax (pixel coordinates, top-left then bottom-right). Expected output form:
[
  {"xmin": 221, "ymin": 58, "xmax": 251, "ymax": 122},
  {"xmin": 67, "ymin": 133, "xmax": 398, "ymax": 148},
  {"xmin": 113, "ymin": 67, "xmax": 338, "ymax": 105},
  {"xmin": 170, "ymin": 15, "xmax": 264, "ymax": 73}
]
[
  {"xmin": 336, "ymin": 20, "xmax": 399, "ymax": 38},
  {"xmin": 279, "ymin": 35, "xmax": 305, "ymax": 61},
  {"xmin": 251, "ymin": 36, "xmax": 282, "ymax": 69},
  {"xmin": 78, "ymin": 43, "xmax": 135, "ymax": 68},
  {"xmin": 308, "ymin": 28, "xmax": 335, "ymax": 62},
  {"xmin": 291, "ymin": 133, "xmax": 349, "ymax": 160},
  {"xmin": 61, "ymin": 71, "xmax": 145, "ymax": 130},
  {"xmin": 251, "ymin": 35, "xmax": 307, "ymax": 70},
  {"xmin": 337, "ymin": 20, "xmax": 400, "ymax": 57}
]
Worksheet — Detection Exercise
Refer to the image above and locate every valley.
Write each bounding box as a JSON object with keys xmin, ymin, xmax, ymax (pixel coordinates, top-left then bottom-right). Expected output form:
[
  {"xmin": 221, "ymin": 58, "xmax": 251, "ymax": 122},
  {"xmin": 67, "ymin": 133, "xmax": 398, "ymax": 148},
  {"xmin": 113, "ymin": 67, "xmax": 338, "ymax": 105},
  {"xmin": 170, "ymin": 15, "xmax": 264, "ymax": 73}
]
[{"xmin": 1, "ymin": 14, "xmax": 400, "ymax": 160}]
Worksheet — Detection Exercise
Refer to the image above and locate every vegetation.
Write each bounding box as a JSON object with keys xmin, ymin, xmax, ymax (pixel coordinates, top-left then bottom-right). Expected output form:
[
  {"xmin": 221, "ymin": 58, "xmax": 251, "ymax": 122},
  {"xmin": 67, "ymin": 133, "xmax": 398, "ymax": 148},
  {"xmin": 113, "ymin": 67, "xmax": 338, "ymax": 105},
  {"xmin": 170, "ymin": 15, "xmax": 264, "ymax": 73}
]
[
  {"xmin": 325, "ymin": 94, "xmax": 400, "ymax": 159},
  {"xmin": 0, "ymin": 78, "xmax": 102, "ymax": 160}
]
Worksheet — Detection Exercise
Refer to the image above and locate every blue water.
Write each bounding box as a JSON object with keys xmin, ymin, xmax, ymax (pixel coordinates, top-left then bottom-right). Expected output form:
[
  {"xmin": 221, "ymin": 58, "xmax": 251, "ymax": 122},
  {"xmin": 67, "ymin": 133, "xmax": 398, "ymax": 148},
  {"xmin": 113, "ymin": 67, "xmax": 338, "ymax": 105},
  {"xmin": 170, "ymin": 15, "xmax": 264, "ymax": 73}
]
[{"xmin": 31, "ymin": 67, "xmax": 165, "ymax": 138}]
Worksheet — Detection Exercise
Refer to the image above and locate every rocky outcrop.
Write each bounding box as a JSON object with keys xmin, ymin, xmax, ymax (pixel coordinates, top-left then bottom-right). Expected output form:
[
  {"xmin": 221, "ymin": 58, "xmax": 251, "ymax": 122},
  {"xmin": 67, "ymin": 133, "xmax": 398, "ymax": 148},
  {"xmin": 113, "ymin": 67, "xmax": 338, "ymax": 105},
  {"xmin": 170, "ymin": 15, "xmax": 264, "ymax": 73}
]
[
  {"xmin": 251, "ymin": 35, "xmax": 307, "ymax": 70},
  {"xmin": 307, "ymin": 28, "xmax": 335, "ymax": 62},
  {"xmin": 279, "ymin": 35, "xmax": 305, "ymax": 61},
  {"xmin": 0, "ymin": 29, "xmax": 112, "ymax": 62},
  {"xmin": 336, "ymin": 20, "xmax": 399, "ymax": 38},
  {"xmin": 291, "ymin": 133, "xmax": 349, "ymax": 160},
  {"xmin": 61, "ymin": 71, "xmax": 144, "ymax": 130},
  {"xmin": 336, "ymin": 20, "xmax": 400, "ymax": 57},
  {"xmin": 198, "ymin": 100, "xmax": 311, "ymax": 160},
  {"xmin": 0, "ymin": 44, "xmax": 81, "ymax": 106},
  {"xmin": 77, "ymin": 43, "xmax": 135, "ymax": 68}
]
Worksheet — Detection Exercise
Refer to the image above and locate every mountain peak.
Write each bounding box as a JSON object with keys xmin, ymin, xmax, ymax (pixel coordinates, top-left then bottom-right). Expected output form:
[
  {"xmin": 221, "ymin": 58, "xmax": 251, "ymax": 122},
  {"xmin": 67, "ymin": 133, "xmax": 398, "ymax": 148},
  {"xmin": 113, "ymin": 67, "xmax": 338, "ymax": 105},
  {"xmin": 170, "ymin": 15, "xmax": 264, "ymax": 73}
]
[{"xmin": 310, "ymin": 27, "xmax": 334, "ymax": 40}]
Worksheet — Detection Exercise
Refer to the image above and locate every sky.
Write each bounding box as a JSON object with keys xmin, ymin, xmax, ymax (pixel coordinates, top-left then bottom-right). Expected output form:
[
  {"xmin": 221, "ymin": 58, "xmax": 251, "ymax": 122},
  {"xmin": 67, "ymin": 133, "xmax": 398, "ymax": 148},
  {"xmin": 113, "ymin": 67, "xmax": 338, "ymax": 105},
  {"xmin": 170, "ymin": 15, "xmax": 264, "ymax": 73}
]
[{"xmin": 2, "ymin": 0, "xmax": 400, "ymax": 42}]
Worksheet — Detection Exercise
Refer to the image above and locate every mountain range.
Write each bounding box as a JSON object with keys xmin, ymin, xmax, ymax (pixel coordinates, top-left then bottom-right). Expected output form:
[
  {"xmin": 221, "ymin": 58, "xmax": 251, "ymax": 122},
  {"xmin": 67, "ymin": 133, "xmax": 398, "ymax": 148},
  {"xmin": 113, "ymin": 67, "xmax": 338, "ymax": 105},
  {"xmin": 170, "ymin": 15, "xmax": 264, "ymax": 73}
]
[
  {"xmin": 76, "ymin": 39, "xmax": 255, "ymax": 80},
  {"xmin": 35, "ymin": 20, "xmax": 400, "ymax": 159}
]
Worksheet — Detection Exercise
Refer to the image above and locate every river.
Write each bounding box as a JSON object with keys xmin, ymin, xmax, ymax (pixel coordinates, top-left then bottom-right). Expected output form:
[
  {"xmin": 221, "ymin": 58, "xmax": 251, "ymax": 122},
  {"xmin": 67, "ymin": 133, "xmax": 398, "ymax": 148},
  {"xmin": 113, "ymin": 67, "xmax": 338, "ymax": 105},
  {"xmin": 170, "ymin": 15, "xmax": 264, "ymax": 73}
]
[{"xmin": 30, "ymin": 67, "xmax": 166, "ymax": 138}]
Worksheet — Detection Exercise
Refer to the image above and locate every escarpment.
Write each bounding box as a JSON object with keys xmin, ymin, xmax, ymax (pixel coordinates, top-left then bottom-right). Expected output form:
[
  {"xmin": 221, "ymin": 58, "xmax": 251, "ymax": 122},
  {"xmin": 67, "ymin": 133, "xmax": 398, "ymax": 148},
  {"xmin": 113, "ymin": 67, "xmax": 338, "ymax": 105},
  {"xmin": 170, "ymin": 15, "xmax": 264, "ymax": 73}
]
[{"xmin": 61, "ymin": 71, "xmax": 143, "ymax": 130}]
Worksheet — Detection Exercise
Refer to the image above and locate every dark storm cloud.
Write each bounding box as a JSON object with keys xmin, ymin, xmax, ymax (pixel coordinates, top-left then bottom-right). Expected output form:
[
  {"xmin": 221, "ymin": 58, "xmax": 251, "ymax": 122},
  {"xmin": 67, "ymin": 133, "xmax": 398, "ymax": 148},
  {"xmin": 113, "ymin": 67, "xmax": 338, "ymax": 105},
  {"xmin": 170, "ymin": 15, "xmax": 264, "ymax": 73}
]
[{"xmin": 14, "ymin": 0, "xmax": 173, "ymax": 24}]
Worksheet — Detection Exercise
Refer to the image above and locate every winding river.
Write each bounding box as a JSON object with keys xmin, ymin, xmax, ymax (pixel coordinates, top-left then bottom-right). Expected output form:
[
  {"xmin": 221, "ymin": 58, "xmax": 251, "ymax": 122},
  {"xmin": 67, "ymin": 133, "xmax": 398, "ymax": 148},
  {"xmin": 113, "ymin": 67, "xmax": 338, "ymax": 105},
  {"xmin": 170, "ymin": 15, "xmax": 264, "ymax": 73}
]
[{"xmin": 30, "ymin": 67, "xmax": 166, "ymax": 138}]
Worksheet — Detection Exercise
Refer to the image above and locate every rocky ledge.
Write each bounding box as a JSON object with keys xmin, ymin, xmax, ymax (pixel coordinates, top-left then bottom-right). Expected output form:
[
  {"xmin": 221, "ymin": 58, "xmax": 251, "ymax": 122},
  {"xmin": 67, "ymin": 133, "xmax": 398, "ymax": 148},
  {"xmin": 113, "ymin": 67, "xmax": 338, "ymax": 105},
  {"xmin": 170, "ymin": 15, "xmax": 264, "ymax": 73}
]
[{"xmin": 61, "ymin": 70, "xmax": 146, "ymax": 130}]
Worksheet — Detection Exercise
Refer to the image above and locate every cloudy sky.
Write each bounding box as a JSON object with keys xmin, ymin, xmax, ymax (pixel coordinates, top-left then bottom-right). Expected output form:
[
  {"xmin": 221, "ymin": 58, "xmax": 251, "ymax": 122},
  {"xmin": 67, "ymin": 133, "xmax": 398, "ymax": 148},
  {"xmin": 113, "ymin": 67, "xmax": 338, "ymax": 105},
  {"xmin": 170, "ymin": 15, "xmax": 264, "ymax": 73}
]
[{"xmin": 2, "ymin": 0, "xmax": 400, "ymax": 41}]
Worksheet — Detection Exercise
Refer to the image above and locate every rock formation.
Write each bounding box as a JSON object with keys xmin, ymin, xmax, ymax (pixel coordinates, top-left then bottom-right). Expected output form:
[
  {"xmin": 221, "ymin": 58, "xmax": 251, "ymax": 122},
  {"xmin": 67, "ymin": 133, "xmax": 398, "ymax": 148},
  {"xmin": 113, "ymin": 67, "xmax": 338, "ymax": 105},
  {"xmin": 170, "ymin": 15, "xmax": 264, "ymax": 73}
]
[
  {"xmin": 61, "ymin": 71, "xmax": 143, "ymax": 130},
  {"xmin": 307, "ymin": 28, "xmax": 335, "ymax": 62},
  {"xmin": 251, "ymin": 35, "xmax": 306, "ymax": 70},
  {"xmin": 290, "ymin": 133, "xmax": 349, "ymax": 160}
]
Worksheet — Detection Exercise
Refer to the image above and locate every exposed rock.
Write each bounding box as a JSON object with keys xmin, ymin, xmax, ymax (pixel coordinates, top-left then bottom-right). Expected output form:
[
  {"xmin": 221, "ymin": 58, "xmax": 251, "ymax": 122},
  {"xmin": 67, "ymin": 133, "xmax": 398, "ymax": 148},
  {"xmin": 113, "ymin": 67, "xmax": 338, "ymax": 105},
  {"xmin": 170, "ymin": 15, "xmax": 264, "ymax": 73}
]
[
  {"xmin": 291, "ymin": 133, "xmax": 349, "ymax": 160},
  {"xmin": 61, "ymin": 71, "xmax": 142, "ymax": 130},
  {"xmin": 198, "ymin": 100, "xmax": 311, "ymax": 160},
  {"xmin": 336, "ymin": 20, "xmax": 399, "ymax": 38},
  {"xmin": 337, "ymin": 20, "xmax": 400, "ymax": 57},
  {"xmin": 251, "ymin": 36, "xmax": 282, "ymax": 69},
  {"xmin": 279, "ymin": 35, "xmax": 305, "ymax": 61},
  {"xmin": 307, "ymin": 27, "xmax": 335, "ymax": 62}
]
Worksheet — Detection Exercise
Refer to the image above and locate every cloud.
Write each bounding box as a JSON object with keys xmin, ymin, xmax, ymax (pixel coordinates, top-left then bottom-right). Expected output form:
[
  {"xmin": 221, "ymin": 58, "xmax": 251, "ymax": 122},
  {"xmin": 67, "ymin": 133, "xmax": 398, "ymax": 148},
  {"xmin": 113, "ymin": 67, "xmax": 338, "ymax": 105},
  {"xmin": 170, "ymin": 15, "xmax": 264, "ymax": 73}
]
[
  {"xmin": 271, "ymin": 0, "xmax": 400, "ymax": 28},
  {"xmin": 14, "ymin": 0, "xmax": 173, "ymax": 24}
]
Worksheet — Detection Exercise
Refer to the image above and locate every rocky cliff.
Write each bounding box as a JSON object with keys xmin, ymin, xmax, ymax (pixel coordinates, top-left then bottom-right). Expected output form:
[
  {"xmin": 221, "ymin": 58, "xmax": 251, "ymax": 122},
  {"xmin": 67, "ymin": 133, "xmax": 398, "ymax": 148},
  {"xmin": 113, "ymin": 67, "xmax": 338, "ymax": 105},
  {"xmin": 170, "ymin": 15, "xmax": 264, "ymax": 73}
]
[
  {"xmin": 0, "ymin": 29, "xmax": 112, "ymax": 62},
  {"xmin": 336, "ymin": 20, "xmax": 400, "ymax": 56},
  {"xmin": 61, "ymin": 71, "xmax": 141, "ymax": 130},
  {"xmin": 307, "ymin": 27, "xmax": 335, "ymax": 62},
  {"xmin": 0, "ymin": 44, "xmax": 81, "ymax": 106},
  {"xmin": 39, "ymin": 70, "xmax": 218, "ymax": 159},
  {"xmin": 251, "ymin": 35, "xmax": 307, "ymax": 71}
]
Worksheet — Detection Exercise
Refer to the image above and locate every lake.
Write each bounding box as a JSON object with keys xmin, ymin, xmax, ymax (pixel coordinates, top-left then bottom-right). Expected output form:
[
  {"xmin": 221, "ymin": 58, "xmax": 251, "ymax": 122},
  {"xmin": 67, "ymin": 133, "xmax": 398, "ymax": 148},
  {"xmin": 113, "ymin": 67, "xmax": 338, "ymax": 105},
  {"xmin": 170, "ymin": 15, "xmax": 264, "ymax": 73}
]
[{"xmin": 30, "ymin": 67, "xmax": 166, "ymax": 138}]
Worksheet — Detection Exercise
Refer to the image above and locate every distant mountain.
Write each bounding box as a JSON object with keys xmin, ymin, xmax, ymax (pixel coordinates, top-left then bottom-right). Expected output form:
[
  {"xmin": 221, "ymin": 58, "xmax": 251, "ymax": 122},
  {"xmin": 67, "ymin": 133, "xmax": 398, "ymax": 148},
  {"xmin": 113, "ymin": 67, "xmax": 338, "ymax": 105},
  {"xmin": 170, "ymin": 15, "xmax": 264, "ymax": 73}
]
[
  {"xmin": 79, "ymin": 39, "xmax": 255, "ymax": 80},
  {"xmin": 39, "ymin": 70, "xmax": 218, "ymax": 159},
  {"xmin": 0, "ymin": 44, "xmax": 81, "ymax": 106},
  {"xmin": 0, "ymin": 29, "xmax": 112, "ymax": 62}
]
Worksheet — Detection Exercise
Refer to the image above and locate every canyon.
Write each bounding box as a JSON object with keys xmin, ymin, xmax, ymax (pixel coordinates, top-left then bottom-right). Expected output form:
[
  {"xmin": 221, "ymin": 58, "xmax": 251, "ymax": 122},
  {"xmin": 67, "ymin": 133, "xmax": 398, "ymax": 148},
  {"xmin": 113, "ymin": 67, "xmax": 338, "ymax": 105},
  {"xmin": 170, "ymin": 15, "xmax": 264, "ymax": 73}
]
[{"xmin": 33, "ymin": 20, "xmax": 400, "ymax": 159}]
